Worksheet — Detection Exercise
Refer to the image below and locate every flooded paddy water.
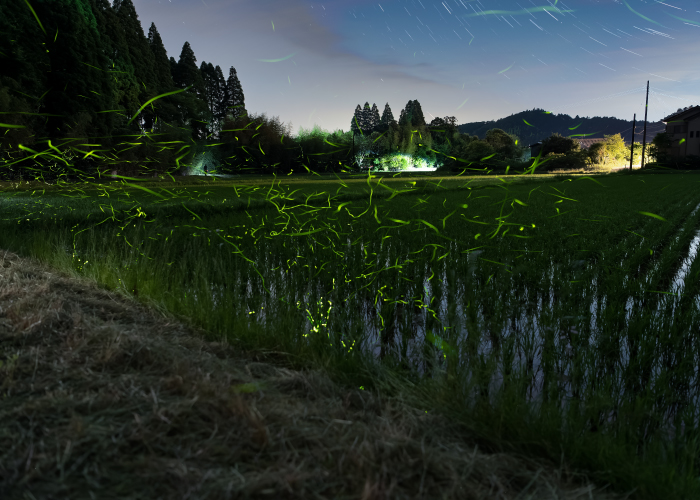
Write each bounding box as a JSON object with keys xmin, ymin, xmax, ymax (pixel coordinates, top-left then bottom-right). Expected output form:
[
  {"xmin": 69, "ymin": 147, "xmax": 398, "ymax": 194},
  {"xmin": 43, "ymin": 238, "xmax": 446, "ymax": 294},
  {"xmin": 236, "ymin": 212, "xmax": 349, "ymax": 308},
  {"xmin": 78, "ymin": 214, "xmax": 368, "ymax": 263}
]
[
  {"xmin": 149, "ymin": 198, "xmax": 700, "ymax": 446},
  {"xmin": 48, "ymin": 173, "xmax": 700, "ymax": 470}
]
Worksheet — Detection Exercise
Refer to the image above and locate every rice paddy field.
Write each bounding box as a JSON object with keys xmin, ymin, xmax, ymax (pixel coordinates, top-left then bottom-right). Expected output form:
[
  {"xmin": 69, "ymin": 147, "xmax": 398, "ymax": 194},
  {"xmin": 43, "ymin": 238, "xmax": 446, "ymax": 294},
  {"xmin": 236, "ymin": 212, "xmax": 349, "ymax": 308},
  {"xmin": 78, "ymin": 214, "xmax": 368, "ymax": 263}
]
[{"xmin": 2, "ymin": 167, "xmax": 700, "ymax": 498}]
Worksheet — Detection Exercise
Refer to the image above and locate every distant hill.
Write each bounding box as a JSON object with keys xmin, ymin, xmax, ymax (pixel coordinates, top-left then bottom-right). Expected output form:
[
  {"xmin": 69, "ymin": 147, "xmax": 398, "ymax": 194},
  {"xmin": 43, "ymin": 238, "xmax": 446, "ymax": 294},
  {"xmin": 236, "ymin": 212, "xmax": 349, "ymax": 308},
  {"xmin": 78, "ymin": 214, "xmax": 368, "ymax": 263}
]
[{"xmin": 456, "ymin": 108, "xmax": 665, "ymax": 146}]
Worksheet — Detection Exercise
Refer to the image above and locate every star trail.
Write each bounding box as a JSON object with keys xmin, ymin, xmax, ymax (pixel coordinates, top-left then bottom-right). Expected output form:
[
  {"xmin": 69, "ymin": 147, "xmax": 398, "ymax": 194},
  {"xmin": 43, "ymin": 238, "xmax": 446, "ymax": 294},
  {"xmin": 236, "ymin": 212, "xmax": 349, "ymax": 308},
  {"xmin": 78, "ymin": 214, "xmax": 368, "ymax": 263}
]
[{"xmin": 136, "ymin": 0, "xmax": 700, "ymax": 135}]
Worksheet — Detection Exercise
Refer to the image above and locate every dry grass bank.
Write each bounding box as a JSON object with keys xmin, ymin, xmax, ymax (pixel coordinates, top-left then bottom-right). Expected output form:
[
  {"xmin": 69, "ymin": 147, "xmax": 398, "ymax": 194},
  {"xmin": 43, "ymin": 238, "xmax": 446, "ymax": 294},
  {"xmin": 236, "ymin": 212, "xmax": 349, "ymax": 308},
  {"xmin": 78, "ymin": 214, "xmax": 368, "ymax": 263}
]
[{"xmin": 0, "ymin": 249, "xmax": 635, "ymax": 499}]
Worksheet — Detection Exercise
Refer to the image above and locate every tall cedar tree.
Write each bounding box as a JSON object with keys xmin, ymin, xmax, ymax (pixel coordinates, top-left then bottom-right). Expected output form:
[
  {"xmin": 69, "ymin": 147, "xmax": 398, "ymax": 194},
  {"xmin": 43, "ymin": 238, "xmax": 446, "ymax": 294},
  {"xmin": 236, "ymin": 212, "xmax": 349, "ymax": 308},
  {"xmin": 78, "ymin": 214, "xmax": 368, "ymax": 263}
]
[
  {"xmin": 145, "ymin": 22, "xmax": 178, "ymax": 132},
  {"xmin": 169, "ymin": 57, "xmax": 179, "ymax": 89},
  {"xmin": 379, "ymin": 103, "xmax": 397, "ymax": 128},
  {"xmin": 174, "ymin": 42, "xmax": 209, "ymax": 140},
  {"xmin": 399, "ymin": 99, "xmax": 426, "ymax": 128},
  {"xmin": 200, "ymin": 61, "xmax": 216, "ymax": 115},
  {"xmin": 113, "ymin": 0, "xmax": 158, "ymax": 134},
  {"xmin": 1, "ymin": 0, "xmax": 116, "ymax": 156},
  {"xmin": 93, "ymin": 0, "xmax": 142, "ymax": 139},
  {"xmin": 369, "ymin": 103, "xmax": 381, "ymax": 131},
  {"xmin": 199, "ymin": 62, "xmax": 228, "ymax": 139},
  {"xmin": 0, "ymin": 0, "xmax": 53, "ymax": 151},
  {"xmin": 168, "ymin": 54, "xmax": 207, "ymax": 133},
  {"xmin": 175, "ymin": 42, "xmax": 205, "ymax": 97},
  {"xmin": 398, "ymin": 101, "xmax": 412, "ymax": 127},
  {"xmin": 226, "ymin": 67, "xmax": 246, "ymax": 121},
  {"xmin": 361, "ymin": 102, "xmax": 372, "ymax": 132},
  {"xmin": 211, "ymin": 65, "xmax": 227, "ymax": 138},
  {"xmin": 350, "ymin": 104, "xmax": 363, "ymax": 135},
  {"xmin": 0, "ymin": 0, "xmax": 235, "ymax": 175},
  {"xmin": 413, "ymin": 100, "xmax": 426, "ymax": 126},
  {"xmin": 213, "ymin": 65, "xmax": 228, "ymax": 126},
  {"xmin": 147, "ymin": 23, "xmax": 174, "ymax": 91}
]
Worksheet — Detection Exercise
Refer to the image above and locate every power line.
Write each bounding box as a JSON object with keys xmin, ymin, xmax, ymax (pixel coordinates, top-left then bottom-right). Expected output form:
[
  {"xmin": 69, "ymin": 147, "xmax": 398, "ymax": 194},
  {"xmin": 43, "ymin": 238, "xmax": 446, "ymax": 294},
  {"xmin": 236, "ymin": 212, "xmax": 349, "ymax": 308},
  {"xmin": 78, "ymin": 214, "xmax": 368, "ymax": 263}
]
[
  {"xmin": 649, "ymin": 88, "xmax": 699, "ymax": 120},
  {"xmin": 649, "ymin": 89, "xmax": 697, "ymax": 103},
  {"xmin": 552, "ymin": 85, "xmax": 647, "ymax": 113}
]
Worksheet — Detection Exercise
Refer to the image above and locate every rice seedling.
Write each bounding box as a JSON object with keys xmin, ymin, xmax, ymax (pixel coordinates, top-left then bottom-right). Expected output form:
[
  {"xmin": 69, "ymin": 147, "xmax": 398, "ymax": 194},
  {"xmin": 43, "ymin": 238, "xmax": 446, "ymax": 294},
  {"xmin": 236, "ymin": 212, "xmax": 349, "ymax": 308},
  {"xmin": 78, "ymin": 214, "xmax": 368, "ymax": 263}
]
[{"xmin": 2, "ymin": 162, "xmax": 700, "ymax": 498}]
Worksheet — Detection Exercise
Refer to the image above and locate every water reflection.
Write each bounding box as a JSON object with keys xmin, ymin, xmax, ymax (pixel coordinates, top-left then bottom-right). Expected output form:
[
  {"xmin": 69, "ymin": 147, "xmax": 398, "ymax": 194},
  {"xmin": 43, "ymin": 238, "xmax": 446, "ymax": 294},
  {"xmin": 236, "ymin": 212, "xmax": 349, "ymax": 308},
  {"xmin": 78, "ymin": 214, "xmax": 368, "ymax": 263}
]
[
  {"xmin": 65, "ymin": 199, "xmax": 700, "ymax": 444},
  {"xmin": 180, "ymin": 213, "xmax": 700, "ymax": 443}
]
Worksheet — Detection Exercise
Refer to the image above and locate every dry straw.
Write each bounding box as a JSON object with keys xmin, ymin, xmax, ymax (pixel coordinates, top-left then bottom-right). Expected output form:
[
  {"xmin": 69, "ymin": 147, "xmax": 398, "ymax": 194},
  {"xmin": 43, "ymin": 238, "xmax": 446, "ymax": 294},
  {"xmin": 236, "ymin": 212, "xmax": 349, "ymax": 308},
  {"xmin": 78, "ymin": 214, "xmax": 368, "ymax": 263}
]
[{"xmin": 0, "ymin": 249, "xmax": 632, "ymax": 499}]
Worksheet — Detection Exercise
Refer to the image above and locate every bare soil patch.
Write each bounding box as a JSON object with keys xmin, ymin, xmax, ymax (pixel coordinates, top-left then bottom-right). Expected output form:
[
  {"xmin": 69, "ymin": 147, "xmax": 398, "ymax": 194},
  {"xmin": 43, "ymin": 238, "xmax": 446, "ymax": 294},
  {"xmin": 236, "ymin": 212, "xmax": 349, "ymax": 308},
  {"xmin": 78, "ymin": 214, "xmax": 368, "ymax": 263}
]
[{"xmin": 0, "ymin": 249, "xmax": 634, "ymax": 499}]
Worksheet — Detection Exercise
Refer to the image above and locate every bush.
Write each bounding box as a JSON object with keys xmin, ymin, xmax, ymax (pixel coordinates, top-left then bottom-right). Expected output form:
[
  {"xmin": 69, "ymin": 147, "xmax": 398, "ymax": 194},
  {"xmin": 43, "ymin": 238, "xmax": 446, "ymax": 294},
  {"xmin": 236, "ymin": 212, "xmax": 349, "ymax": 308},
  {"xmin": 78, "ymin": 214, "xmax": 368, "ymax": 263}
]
[
  {"xmin": 540, "ymin": 133, "xmax": 581, "ymax": 156},
  {"xmin": 371, "ymin": 154, "xmax": 410, "ymax": 171},
  {"xmin": 530, "ymin": 151, "xmax": 588, "ymax": 172},
  {"xmin": 650, "ymin": 132, "xmax": 672, "ymax": 164},
  {"xmin": 484, "ymin": 128, "xmax": 523, "ymax": 160}
]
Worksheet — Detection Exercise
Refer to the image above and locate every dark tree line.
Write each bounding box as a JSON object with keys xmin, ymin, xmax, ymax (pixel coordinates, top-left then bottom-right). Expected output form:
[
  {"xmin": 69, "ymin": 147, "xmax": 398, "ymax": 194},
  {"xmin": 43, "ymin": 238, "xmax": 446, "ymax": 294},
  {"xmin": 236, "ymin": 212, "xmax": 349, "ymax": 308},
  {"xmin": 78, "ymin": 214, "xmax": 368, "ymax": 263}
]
[
  {"xmin": 0, "ymin": 0, "xmax": 529, "ymax": 180},
  {"xmin": 343, "ymin": 98, "xmax": 501, "ymax": 171},
  {"xmin": 457, "ymin": 108, "xmax": 665, "ymax": 148},
  {"xmin": 350, "ymin": 99, "xmax": 441, "ymax": 136},
  {"xmin": 0, "ymin": 0, "xmax": 247, "ymax": 179}
]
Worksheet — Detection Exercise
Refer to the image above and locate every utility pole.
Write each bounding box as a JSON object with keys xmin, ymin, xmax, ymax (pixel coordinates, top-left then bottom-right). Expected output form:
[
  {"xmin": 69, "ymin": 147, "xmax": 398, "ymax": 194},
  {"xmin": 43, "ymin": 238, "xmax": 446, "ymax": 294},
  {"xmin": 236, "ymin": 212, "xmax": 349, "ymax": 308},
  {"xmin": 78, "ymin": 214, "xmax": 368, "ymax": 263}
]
[
  {"xmin": 629, "ymin": 113, "xmax": 636, "ymax": 171},
  {"xmin": 641, "ymin": 80, "xmax": 649, "ymax": 170}
]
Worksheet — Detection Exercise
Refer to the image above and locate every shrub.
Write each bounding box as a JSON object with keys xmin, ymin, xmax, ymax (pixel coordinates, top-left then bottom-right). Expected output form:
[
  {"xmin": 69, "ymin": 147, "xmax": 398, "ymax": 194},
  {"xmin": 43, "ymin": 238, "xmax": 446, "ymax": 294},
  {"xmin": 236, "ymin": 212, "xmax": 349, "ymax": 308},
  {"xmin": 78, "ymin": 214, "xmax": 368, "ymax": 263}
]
[
  {"xmin": 649, "ymin": 132, "xmax": 672, "ymax": 164},
  {"xmin": 366, "ymin": 154, "xmax": 411, "ymax": 172},
  {"xmin": 540, "ymin": 133, "xmax": 581, "ymax": 156},
  {"xmin": 484, "ymin": 128, "xmax": 523, "ymax": 160},
  {"xmin": 532, "ymin": 151, "xmax": 588, "ymax": 172}
]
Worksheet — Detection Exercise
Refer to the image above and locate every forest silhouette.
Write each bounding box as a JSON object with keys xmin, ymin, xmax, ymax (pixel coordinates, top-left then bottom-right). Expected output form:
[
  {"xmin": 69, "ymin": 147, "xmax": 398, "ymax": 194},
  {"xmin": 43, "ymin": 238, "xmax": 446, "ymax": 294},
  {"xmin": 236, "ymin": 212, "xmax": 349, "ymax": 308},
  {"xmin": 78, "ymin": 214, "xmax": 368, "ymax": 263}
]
[{"xmin": 0, "ymin": 0, "xmax": 665, "ymax": 180}]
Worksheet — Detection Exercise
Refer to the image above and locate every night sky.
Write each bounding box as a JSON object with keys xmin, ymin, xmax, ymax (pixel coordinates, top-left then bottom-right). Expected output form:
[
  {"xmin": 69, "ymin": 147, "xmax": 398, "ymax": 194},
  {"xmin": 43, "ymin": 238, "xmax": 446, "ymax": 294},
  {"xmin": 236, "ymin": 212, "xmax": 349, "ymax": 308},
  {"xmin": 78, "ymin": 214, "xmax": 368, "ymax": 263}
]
[{"xmin": 133, "ymin": 0, "xmax": 700, "ymax": 138}]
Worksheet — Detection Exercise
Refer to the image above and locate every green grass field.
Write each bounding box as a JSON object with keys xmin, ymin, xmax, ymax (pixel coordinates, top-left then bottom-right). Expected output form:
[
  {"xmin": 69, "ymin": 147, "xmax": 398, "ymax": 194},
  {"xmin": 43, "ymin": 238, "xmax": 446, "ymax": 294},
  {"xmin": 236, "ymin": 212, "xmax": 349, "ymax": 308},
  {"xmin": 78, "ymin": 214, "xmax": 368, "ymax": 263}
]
[{"xmin": 2, "ymin": 168, "xmax": 700, "ymax": 498}]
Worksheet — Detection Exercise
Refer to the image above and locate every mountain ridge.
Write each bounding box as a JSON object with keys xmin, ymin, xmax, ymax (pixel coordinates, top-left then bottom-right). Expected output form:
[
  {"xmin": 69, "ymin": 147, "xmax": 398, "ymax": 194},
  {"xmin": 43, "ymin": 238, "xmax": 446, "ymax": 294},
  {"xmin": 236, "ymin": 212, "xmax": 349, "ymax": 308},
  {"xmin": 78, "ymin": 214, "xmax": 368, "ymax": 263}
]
[{"xmin": 456, "ymin": 108, "xmax": 665, "ymax": 146}]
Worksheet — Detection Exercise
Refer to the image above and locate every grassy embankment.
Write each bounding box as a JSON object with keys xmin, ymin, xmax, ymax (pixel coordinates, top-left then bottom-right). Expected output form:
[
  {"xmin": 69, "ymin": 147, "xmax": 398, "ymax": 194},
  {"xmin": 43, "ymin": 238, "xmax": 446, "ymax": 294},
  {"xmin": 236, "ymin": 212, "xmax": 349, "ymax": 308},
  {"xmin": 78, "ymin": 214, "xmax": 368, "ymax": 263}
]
[{"xmin": 1, "ymin": 167, "xmax": 700, "ymax": 498}]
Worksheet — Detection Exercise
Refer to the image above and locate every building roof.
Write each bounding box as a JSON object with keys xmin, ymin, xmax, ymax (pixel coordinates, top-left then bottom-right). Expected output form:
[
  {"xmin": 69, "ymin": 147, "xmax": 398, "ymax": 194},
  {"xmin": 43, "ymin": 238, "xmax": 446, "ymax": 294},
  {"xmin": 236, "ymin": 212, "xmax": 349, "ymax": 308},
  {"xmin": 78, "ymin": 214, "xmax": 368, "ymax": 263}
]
[
  {"xmin": 663, "ymin": 105, "xmax": 700, "ymax": 123},
  {"xmin": 576, "ymin": 138, "xmax": 606, "ymax": 149}
]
